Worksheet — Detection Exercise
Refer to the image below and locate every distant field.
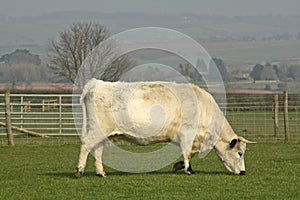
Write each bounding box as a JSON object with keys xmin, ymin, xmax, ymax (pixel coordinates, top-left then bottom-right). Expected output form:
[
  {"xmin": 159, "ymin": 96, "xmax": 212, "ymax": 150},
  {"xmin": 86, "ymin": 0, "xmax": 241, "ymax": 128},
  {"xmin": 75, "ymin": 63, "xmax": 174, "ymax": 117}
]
[
  {"xmin": 127, "ymin": 39, "xmax": 300, "ymax": 64},
  {"xmin": 204, "ymin": 39, "xmax": 300, "ymax": 63},
  {"xmin": 0, "ymin": 142, "xmax": 299, "ymax": 199},
  {"xmin": 226, "ymin": 81, "xmax": 300, "ymax": 93},
  {"xmin": 1, "ymin": 34, "xmax": 300, "ymax": 64}
]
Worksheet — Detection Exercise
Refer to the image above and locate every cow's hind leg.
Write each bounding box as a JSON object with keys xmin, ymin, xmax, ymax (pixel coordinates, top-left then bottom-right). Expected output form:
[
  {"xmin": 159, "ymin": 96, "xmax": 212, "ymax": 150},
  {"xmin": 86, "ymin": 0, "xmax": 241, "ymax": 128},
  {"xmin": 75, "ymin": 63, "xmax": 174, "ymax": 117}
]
[
  {"xmin": 173, "ymin": 161, "xmax": 184, "ymax": 172},
  {"xmin": 75, "ymin": 145, "xmax": 90, "ymax": 178},
  {"xmin": 94, "ymin": 143, "xmax": 107, "ymax": 178},
  {"xmin": 173, "ymin": 160, "xmax": 194, "ymax": 174}
]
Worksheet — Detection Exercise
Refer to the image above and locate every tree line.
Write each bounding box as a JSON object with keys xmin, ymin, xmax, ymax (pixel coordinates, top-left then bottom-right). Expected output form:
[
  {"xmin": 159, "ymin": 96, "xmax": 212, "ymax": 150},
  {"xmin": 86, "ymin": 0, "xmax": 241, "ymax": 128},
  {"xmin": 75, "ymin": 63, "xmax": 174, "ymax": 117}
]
[{"xmin": 250, "ymin": 62, "xmax": 300, "ymax": 81}]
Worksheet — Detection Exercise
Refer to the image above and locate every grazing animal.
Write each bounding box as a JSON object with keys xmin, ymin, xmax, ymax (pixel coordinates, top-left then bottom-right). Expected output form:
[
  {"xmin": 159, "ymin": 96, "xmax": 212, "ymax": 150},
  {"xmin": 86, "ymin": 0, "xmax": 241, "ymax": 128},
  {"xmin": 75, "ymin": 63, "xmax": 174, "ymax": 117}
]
[{"xmin": 75, "ymin": 79, "xmax": 254, "ymax": 178}]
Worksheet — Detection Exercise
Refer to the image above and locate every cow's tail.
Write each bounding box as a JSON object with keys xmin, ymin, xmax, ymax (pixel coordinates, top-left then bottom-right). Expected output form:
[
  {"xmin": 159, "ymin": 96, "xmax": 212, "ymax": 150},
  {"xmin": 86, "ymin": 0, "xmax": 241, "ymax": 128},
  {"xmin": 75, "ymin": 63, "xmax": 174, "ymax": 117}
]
[{"xmin": 80, "ymin": 78, "xmax": 97, "ymax": 138}]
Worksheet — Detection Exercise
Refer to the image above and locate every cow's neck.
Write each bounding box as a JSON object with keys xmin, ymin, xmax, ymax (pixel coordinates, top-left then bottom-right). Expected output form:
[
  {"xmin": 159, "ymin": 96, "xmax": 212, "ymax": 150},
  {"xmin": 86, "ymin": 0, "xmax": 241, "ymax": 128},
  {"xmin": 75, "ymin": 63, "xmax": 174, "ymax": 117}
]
[{"xmin": 219, "ymin": 119, "xmax": 237, "ymax": 143}]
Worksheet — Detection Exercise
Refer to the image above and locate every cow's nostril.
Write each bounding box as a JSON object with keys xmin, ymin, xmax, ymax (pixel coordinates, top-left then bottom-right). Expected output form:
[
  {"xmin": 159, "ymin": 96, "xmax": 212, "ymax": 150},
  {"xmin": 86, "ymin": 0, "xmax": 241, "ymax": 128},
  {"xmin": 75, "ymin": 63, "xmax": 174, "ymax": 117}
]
[{"xmin": 239, "ymin": 171, "xmax": 246, "ymax": 175}]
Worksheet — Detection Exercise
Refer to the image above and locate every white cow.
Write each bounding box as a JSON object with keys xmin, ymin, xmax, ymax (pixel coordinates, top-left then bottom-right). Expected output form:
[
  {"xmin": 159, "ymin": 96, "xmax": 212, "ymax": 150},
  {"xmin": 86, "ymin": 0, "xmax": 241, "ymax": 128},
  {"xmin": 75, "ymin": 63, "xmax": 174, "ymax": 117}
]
[{"xmin": 75, "ymin": 79, "xmax": 254, "ymax": 178}]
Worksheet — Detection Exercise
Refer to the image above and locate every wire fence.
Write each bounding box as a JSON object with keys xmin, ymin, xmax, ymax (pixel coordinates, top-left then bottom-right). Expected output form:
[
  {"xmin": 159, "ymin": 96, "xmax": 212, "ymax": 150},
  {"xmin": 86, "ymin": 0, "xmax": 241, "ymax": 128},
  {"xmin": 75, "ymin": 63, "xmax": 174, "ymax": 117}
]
[
  {"xmin": 0, "ymin": 92, "xmax": 299, "ymax": 145},
  {"xmin": 223, "ymin": 93, "xmax": 300, "ymax": 143}
]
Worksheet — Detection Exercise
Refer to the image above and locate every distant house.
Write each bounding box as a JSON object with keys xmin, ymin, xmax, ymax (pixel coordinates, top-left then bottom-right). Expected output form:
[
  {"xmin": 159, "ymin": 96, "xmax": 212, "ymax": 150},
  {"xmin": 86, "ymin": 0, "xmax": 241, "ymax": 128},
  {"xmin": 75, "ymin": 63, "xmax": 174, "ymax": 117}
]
[
  {"xmin": 231, "ymin": 70, "xmax": 251, "ymax": 81},
  {"xmin": 0, "ymin": 49, "xmax": 41, "ymax": 65}
]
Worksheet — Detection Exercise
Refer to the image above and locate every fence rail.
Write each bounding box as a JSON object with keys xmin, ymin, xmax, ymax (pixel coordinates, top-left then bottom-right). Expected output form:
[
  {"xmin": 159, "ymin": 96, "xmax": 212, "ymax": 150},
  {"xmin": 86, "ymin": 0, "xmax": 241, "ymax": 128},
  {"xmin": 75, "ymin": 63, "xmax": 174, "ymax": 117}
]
[{"xmin": 1, "ymin": 92, "xmax": 300, "ymax": 144}]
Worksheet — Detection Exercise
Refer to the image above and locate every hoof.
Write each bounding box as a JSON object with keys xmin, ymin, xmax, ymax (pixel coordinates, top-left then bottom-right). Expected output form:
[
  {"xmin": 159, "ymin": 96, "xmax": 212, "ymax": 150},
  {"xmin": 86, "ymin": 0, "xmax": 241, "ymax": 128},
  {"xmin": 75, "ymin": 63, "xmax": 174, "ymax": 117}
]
[
  {"xmin": 173, "ymin": 161, "xmax": 185, "ymax": 172},
  {"xmin": 186, "ymin": 171, "xmax": 196, "ymax": 175},
  {"xmin": 185, "ymin": 164, "xmax": 196, "ymax": 175},
  {"xmin": 74, "ymin": 171, "xmax": 83, "ymax": 179},
  {"xmin": 185, "ymin": 170, "xmax": 196, "ymax": 175},
  {"xmin": 239, "ymin": 171, "xmax": 246, "ymax": 176},
  {"xmin": 95, "ymin": 173, "xmax": 107, "ymax": 178}
]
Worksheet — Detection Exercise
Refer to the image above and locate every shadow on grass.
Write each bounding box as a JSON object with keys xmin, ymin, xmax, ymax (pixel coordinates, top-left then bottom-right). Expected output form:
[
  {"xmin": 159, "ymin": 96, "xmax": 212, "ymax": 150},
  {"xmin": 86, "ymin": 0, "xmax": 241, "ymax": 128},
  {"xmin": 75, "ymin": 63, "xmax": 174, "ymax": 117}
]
[{"xmin": 42, "ymin": 170, "xmax": 230, "ymax": 179}]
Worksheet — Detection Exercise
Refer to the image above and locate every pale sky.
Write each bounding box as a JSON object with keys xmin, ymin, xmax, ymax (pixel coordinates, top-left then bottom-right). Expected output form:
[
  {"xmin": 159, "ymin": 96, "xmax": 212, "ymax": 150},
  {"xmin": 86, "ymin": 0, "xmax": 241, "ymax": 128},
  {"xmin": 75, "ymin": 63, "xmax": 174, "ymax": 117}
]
[{"xmin": 0, "ymin": 0, "xmax": 300, "ymax": 17}]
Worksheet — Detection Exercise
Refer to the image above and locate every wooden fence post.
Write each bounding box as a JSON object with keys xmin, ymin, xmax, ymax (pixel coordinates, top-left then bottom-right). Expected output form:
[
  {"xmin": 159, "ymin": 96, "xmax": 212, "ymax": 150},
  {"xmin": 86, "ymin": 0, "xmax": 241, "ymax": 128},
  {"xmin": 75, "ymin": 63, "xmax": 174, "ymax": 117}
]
[
  {"xmin": 273, "ymin": 94, "xmax": 279, "ymax": 137},
  {"xmin": 5, "ymin": 90, "xmax": 14, "ymax": 146},
  {"xmin": 283, "ymin": 90, "xmax": 289, "ymax": 141}
]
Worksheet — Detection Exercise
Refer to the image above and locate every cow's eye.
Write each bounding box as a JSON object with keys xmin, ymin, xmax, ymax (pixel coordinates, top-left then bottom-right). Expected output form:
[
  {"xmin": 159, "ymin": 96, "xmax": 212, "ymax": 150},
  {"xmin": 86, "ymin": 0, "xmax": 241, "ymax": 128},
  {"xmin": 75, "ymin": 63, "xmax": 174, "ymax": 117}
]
[{"xmin": 238, "ymin": 152, "xmax": 243, "ymax": 157}]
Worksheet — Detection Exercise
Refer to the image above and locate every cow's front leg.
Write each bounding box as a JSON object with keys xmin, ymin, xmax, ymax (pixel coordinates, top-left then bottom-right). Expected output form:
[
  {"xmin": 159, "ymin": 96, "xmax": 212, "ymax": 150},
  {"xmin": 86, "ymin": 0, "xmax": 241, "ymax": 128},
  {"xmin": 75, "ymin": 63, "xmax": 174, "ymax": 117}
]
[
  {"xmin": 183, "ymin": 151, "xmax": 195, "ymax": 175},
  {"xmin": 75, "ymin": 145, "xmax": 90, "ymax": 178},
  {"xmin": 94, "ymin": 143, "xmax": 107, "ymax": 177}
]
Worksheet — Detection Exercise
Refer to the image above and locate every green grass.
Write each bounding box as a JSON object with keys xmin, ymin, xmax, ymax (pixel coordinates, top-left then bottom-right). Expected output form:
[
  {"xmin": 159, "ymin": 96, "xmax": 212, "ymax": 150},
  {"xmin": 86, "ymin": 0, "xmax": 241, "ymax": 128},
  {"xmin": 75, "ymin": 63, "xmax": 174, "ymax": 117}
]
[{"xmin": 0, "ymin": 142, "xmax": 299, "ymax": 199}]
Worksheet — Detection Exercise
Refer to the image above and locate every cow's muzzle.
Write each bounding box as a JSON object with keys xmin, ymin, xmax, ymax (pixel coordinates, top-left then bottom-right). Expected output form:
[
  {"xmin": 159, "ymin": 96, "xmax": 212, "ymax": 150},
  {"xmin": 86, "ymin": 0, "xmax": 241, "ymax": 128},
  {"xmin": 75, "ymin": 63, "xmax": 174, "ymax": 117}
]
[{"xmin": 239, "ymin": 171, "xmax": 246, "ymax": 175}]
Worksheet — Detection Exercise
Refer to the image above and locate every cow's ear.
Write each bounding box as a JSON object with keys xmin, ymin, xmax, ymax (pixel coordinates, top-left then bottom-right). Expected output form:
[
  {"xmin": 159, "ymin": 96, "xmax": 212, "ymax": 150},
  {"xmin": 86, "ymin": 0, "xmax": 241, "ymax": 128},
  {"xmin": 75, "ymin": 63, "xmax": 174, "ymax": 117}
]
[{"xmin": 229, "ymin": 139, "xmax": 238, "ymax": 148}]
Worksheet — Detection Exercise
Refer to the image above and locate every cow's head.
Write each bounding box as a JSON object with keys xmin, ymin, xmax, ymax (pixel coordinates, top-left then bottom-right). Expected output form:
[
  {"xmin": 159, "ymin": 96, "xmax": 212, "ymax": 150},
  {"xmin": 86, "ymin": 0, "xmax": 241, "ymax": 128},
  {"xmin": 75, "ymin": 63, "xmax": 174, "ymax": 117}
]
[{"xmin": 214, "ymin": 136, "xmax": 255, "ymax": 175}]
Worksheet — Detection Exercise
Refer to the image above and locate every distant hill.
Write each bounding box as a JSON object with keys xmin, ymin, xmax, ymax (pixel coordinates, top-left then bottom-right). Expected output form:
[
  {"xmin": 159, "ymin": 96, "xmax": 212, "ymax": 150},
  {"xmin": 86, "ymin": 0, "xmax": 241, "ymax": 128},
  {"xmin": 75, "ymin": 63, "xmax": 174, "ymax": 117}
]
[
  {"xmin": 1, "ymin": 11, "xmax": 300, "ymax": 46},
  {"xmin": 1, "ymin": 11, "xmax": 300, "ymax": 63}
]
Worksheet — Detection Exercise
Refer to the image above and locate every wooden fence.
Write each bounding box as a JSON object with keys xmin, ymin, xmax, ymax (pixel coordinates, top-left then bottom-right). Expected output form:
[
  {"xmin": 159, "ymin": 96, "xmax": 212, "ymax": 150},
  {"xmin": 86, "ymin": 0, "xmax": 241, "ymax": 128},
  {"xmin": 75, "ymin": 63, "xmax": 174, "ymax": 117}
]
[{"xmin": 41, "ymin": 99, "xmax": 58, "ymax": 112}]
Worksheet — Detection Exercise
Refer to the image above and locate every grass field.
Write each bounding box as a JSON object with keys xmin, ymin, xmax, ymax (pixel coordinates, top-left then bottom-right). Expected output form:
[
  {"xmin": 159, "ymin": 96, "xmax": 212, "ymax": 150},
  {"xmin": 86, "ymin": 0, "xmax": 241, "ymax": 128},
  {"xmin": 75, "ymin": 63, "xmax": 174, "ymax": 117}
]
[{"xmin": 0, "ymin": 142, "xmax": 299, "ymax": 199}]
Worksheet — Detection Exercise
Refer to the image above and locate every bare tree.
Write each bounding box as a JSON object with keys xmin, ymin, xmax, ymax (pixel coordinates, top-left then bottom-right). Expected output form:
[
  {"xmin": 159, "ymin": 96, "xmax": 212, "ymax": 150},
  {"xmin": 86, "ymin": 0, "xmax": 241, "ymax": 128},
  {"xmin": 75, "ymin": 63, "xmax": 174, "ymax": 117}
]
[{"xmin": 49, "ymin": 22, "xmax": 134, "ymax": 87}]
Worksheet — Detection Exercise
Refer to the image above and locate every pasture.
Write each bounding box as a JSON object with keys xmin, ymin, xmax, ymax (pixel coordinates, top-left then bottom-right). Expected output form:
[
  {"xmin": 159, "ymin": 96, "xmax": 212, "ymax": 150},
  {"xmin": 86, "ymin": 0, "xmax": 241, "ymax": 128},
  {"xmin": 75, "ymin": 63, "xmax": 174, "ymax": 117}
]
[{"xmin": 0, "ymin": 141, "xmax": 299, "ymax": 199}]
